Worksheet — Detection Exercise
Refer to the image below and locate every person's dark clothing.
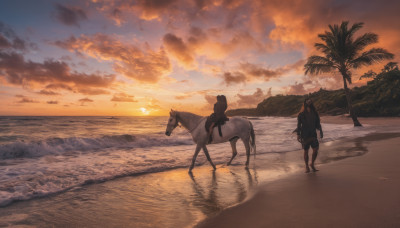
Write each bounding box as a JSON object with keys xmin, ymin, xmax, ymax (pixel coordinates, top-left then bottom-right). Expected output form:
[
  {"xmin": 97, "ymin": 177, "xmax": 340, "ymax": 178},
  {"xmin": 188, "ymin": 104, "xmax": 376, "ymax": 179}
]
[
  {"xmin": 206, "ymin": 97, "xmax": 229, "ymax": 136},
  {"xmin": 209, "ymin": 100, "xmax": 228, "ymax": 123},
  {"xmin": 303, "ymin": 137, "xmax": 319, "ymax": 150},
  {"xmin": 296, "ymin": 110, "xmax": 322, "ymax": 149}
]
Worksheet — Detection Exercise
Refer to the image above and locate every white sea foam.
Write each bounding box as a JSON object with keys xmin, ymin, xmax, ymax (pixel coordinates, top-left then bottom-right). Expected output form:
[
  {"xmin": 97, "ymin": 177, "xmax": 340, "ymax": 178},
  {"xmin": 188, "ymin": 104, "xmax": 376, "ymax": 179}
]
[{"xmin": 0, "ymin": 134, "xmax": 194, "ymax": 159}]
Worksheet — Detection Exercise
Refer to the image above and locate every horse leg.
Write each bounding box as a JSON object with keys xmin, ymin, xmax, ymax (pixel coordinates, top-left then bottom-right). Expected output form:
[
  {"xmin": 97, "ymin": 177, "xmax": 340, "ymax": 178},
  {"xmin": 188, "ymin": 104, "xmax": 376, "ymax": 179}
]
[
  {"xmin": 189, "ymin": 144, "xmax": 202, "ymax": 172},
  {"xmin": 243, "ymin": 137, "xmax": 251, "ymax": 168},
  {"xmin": 227, "ymin": 138, "xmax": 239, "ymax": 165},
  {"xmin": 202, "ymin": 146, "xmax": 216, "ymax": 170}
]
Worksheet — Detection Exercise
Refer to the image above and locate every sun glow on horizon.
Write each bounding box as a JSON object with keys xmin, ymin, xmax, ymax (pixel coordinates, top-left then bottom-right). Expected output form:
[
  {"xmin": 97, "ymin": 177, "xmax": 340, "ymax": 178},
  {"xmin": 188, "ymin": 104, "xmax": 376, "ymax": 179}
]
[{"xmin": 140, "ymin": 107, "xmax": 150, "ymax": 115}]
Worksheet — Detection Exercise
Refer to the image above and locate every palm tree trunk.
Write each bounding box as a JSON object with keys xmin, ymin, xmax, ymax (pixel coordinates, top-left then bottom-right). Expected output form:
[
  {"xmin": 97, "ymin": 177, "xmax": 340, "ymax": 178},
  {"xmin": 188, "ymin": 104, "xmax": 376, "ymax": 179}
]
[{"xmin": 342, "ymin": 76, "xmax": 362, "ymax": 127}]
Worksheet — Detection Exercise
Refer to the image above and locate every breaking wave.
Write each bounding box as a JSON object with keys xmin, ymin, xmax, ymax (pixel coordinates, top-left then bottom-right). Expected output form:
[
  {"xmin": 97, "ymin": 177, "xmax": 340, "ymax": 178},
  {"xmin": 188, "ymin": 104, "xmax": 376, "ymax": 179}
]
[{"xmin": 0, "ymin": 134, "xmax": 194, "ymax": 159}]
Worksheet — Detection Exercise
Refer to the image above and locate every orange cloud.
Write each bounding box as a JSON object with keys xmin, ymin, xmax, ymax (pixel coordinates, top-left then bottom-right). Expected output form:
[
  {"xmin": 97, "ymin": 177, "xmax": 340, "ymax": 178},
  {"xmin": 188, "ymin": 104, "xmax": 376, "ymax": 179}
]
[
  {"xmin": 223, "ymin": 72, "xmax": 246, "ymax": 85},
  {"xmin": 284, "ymin": 79, "xmax": 323, "ymax": 95},
  {"xmin": 47, "ymin": 101, "xmax": 58, "ymax": 105},
  {"xmin": 54, "ymin": 34, "xmax": 172, "ymax": 83},
  {"xmin": 91, "ymin": 0, "xmax": 400, "ymax": 61},
  {"xmin": 160, "ymin": 26, "xmax": 269, "ymax": 70},
  {"xmin": 78, "ymin": 97, "xmax": 94, "ymax": 106},
  {"xmin": 15, "ymin": 95, "xmax": 39, "ymax": 104},
  {"xmin": 111, "ymin": 92, "xmax": 138, "ymax": 102},
  {"xmin": 223, "ymin": 60, "xmax": 305, "ymax": 85},
  {"xmin": 0, "ymin": 24, "xmax": 115, "ymax": 96},
  {"xmin": 91, "ymin": 0, "xmax": 178, "ymax": 21},
  {"xmin": 234, "ymin": 88, "xmax": 271, "ymax": 108},
  {"xmin": 163, "ymin": 33, "xmax": 195, "ymax": 68},
  {"xmin": 37, "ymin": 90, "xmax": 60, "ymax": 96},
  {"xmin": 77, "ymin": 87, "xmax": 110, "ymax": 95},
  {"xmin": 204, "ymin": 88, "xmax": 271, "ymax": 110},
  {"xmin": 0, "ymin": 52, "xmax": 115, "ymax": 88}
]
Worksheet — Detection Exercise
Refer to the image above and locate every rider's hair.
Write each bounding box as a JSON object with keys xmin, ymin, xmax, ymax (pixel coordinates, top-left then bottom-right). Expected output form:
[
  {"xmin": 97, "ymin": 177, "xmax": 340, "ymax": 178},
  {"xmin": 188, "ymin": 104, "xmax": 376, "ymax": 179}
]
[{"xmin": 299, "ymin": 98, "xmax": 317, "ymax": 114}]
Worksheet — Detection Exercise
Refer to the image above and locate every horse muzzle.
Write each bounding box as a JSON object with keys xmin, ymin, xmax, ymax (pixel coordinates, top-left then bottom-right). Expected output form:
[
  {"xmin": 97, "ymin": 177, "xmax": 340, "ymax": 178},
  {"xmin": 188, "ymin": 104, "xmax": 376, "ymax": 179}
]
[{"xmin": 165, "ymin": 131, "xmax": 171, "ymax": 136}]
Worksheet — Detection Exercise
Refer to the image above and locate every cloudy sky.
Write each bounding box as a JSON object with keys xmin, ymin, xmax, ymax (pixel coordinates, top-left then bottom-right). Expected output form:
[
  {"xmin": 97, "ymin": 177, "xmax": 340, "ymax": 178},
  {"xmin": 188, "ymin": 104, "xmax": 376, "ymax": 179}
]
[{"xmin": 0, "ymin": 0, "xmax": 399, "ymax": 116}]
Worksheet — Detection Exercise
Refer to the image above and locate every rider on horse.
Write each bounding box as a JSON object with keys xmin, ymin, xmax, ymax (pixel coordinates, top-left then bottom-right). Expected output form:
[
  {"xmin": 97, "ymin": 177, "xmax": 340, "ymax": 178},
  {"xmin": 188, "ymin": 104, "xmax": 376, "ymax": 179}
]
[{"xmin": 207, "ymin": 95, "xmax": 229, "ymax": 143}]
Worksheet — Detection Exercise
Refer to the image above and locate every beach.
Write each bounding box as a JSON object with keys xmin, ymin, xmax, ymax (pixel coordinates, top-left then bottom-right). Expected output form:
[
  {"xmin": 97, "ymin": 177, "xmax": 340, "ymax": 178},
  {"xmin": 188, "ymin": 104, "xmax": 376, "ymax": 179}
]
[{"xmin": 0, "ymin": 116, "xmax": 399, "ymax": 227}]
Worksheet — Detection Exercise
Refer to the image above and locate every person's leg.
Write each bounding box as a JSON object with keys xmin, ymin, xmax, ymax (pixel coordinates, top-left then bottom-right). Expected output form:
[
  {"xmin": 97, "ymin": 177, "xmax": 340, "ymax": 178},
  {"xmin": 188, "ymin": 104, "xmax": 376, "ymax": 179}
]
[
  {"xmin": 310, "ymin": 147, "xmax": 319, "ymax": 172},
  {"xmin": 207, "ymin": 123, "xmax": 215, "ymax": 143},
  {"xmin": 304, "ymin": 148, "xmax": 310, "ymax": 173}
]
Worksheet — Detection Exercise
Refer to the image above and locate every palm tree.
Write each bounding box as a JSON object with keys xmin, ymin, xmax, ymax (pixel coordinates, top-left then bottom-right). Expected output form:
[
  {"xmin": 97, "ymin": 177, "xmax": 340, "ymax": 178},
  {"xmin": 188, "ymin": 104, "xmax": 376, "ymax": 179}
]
[{"xmin": 304, "ymin": 21, "xmax": 394, "ymax": 126}]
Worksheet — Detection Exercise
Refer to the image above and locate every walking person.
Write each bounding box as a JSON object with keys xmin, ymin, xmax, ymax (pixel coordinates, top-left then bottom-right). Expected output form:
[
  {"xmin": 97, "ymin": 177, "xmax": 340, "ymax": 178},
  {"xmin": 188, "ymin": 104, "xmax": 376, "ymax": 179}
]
[{"xmin": 295, "ymin": 98, "xmax": 323, "ymax": 173}]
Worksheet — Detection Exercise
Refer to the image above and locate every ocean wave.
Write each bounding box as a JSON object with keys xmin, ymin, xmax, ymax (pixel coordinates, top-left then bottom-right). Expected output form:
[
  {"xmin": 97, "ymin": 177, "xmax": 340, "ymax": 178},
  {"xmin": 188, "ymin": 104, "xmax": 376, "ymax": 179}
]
[
  {"xmin": 0, "ymin": 164, "xmax": 187, "ymax": 207},
  {"xmin": 0, "ymin": 134, "xmax": 194, "ymax": 159}
]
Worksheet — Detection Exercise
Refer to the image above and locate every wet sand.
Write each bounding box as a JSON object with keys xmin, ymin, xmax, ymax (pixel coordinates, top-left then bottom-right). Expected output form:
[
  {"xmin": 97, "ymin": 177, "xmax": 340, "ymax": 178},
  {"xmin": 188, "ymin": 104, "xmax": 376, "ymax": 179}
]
[{"xmin": 197, "ymin": 132, "xmax": 400, "ymax": 227}]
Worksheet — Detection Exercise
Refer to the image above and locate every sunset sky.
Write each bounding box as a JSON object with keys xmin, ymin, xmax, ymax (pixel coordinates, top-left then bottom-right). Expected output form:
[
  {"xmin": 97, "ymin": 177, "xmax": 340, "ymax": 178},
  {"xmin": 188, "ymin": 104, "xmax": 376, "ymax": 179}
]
[{"xmin": 0, "ymin": 0, "xmax": 399, "ymax": 116}]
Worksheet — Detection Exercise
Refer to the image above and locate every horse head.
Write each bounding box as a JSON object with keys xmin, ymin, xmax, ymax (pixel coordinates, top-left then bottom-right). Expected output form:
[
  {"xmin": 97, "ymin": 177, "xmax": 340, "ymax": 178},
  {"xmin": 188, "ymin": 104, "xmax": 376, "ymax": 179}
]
[{"xmin": 165, "ymin": 109, "xmax": 179, "ymax": 136}]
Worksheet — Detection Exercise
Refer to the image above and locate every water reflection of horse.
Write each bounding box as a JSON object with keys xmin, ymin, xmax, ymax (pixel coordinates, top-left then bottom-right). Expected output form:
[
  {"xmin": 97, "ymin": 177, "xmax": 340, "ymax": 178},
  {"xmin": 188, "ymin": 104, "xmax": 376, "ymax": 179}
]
[
  {"xmin": 165, "ymin": 110, "xmax": 256, "ymax": 172},
  {"xmin": 188, "ymin": 168, "xmax": 258, "ymax": 216}
]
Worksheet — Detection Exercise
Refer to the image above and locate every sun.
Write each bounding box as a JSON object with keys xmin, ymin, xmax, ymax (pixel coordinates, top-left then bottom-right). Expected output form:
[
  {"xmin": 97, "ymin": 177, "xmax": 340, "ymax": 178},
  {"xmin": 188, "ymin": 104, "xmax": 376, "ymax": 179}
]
[{"xmin": 140, "ymin": 107, "xmax": 150, "ymax": 115}]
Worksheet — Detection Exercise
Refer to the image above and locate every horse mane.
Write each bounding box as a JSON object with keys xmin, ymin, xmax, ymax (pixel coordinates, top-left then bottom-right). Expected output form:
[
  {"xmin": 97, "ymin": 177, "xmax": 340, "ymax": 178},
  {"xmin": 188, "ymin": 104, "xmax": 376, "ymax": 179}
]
[
  {"xmin": 174, "ymin": 111, "xmax": 206, "ymax": 132},
  {"xmin": 176, "ymin": 111, "xmax": 204, "ymax": 119}
]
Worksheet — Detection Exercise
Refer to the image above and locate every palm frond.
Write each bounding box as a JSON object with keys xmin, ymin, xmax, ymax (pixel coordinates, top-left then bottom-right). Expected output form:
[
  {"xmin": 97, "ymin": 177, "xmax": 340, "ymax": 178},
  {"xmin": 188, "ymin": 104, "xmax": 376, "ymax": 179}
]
[
  {"xmin": 318, "ymin": 31, "xmax": 342, "ymax": 62},
  {"xmin": 352, "ymin": 33, "xmax": 378, "ymax": 52},
  {"xmin": 340, "ymin": 21, "xmax": 349, "ymax": 35},
  {"xmin": 314, "ymin": 42, "xmax": 330, "ymax": 54},
  {"xmin": 304, "ymin": 55, "xmax": 336, "ymax": 75},
  {"xmin": 348, "ymin": 22, "xmax": 364, "ymax": 37},
  {"xmin": 350, "ymin": 48, "xmax": 394, "ymax": 68}
]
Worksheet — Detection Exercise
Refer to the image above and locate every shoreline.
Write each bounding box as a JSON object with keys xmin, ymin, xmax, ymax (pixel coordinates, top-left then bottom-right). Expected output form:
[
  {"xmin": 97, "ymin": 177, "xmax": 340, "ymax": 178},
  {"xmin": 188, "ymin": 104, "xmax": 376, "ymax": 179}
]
[
  {"xmin": 321, "ymin": 115, "xmax": 400, "ymax": 125},
  {"xmin": 196, "ymin": 131, "xmax": 400, "ymax": 227}
]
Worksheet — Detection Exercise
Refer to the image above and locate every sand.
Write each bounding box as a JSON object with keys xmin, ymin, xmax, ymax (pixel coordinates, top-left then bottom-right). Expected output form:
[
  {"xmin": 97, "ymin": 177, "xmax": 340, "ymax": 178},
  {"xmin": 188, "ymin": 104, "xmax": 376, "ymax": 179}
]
[{"xmin": 197, "ymin": 117, "xmax": 400, "ymax": 228}]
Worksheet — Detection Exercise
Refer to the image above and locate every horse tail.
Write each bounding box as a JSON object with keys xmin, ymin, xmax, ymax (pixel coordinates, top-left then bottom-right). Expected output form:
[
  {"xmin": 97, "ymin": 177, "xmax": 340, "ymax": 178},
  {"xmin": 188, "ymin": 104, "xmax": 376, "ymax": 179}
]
[{"xmin": 249, "ymin": 121, "xmax": 256, "ymax": 155}]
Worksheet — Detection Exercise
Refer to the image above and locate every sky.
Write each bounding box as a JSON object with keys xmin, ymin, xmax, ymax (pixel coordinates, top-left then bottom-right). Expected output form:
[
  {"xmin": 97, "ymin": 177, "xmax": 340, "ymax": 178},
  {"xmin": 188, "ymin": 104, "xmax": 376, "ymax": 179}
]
[{"xmin": 0, "ymin": 0, "xmax": 399, "ymax": 116}]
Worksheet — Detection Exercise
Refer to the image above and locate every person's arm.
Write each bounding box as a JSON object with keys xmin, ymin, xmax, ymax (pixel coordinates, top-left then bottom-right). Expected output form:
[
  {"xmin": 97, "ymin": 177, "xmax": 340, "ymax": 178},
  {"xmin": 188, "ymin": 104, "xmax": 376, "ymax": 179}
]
[
  {"xmin": 316, "ymin": 113, "xmax": 323, "ymax": 138},
  {"xmin": 297, "ymin": 114, "xmax": 302, "ymax": 134},
  {"xmin": 296, "ymin": 114, "xmax": 302, "ymax": 141}
]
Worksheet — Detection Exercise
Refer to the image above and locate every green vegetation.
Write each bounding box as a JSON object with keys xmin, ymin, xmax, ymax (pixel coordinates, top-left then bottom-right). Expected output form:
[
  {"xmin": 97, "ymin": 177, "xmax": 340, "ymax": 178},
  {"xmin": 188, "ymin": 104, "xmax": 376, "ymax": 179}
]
[
  {"xmin": 227, "ymin": 65, "xmax": 400, "ymax": 117},
  {"xmin": 304, "ymin": 21, "xmax": 394, "ymax": 126}
]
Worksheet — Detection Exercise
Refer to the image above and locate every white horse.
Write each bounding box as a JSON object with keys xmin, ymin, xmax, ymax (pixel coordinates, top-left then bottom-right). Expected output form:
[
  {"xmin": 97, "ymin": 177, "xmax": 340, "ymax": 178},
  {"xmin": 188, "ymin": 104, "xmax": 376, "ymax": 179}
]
[{"xmin": 165, "ymin": 110, "xmax": 256, "ymax": 172}]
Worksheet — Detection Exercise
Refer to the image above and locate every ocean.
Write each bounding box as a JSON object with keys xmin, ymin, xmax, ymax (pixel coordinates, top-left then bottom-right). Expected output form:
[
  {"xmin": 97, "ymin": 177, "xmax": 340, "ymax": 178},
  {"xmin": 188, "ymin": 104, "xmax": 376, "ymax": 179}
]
[{"xmin": 0, "ymin": 115, "xmax": 377, "ymax": 227}]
